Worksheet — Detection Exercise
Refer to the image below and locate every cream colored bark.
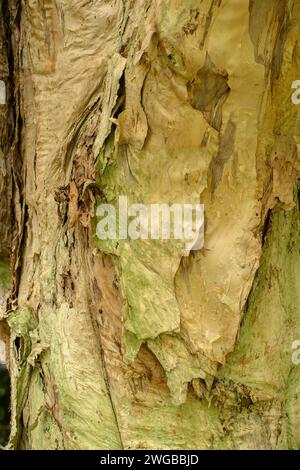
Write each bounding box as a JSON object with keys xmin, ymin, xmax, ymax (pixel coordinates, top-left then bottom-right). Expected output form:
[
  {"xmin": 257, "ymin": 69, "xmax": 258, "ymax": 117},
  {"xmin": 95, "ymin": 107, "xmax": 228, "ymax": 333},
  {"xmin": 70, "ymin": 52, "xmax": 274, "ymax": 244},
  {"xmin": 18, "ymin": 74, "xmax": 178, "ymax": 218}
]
[{"xmin": 0, "ymin": 0, "xmax": 299, "ymax": 450}]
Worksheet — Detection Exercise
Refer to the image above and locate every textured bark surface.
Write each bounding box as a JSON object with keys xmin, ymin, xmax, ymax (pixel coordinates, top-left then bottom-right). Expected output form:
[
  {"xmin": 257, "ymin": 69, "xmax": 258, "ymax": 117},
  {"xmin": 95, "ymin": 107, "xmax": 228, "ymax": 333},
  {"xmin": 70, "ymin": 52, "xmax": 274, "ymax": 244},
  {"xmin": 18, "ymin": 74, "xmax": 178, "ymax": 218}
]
[{"xmin": 0, "ymin": 0, "xmax": 300, "ymax": 449}]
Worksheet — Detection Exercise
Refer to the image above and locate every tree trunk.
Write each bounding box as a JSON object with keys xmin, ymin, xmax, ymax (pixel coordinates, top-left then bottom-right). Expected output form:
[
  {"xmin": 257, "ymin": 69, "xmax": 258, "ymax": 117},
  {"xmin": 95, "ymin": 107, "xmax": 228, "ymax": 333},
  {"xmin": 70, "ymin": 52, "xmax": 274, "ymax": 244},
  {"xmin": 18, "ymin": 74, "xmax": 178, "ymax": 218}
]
[{"xmin": 0, "ymin": 0, "xmax": 300, "ymax": 450}]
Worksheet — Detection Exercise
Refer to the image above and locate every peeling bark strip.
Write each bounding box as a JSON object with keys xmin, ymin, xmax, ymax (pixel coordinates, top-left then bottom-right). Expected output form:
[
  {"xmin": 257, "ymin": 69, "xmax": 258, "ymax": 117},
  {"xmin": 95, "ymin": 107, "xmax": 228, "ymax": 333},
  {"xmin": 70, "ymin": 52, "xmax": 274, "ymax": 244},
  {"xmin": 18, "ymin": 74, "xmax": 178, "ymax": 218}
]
[{"xmin": 0, "ymin": 0, "xmax": 299, "ymax": 450}]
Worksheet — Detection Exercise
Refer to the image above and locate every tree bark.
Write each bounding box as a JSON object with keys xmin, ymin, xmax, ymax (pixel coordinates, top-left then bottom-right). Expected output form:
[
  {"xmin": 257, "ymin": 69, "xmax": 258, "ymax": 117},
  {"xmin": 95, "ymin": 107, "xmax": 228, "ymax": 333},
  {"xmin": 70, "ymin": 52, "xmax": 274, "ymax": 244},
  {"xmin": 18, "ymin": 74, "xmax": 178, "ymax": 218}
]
[{"xmin": 0, "ymin": 0, "xmax": 300, "ymax": 450}]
